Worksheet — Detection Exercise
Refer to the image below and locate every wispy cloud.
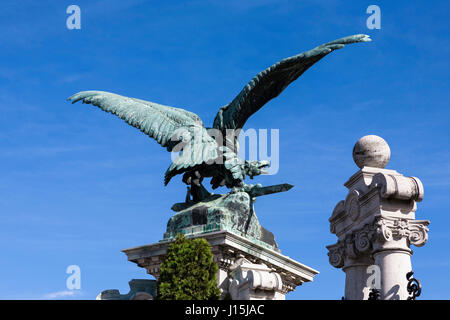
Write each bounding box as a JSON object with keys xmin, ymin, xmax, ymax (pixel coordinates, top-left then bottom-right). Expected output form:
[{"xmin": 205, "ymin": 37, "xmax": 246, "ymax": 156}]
[
  {"xmin": 43, "ymin": 290, "xmax": 83, "ymax": 300},
  {"xmin": 0, "ymin": 145, "xmax": 95, "ymax": 158},
  {"xmin": 57, "ymin": 73, "xmax": 91, "ymax": 84}
]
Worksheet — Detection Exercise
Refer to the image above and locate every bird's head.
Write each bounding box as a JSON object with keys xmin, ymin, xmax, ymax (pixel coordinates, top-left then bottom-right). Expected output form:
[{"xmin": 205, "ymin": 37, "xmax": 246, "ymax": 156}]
[{"xmin": 244, "ymin": 160, "xmax": 270, "ymax": 179}]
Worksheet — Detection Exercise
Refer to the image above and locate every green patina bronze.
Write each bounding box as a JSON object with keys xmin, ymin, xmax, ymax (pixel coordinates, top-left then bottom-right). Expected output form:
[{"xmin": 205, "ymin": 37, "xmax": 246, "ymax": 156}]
[
  {"xmin": 166, "ymin": 191, "xmax": 266, "ymax": 246},
  {"xmin": 68, "ymin": 34, "xmax": 370, "ymax": 247}
]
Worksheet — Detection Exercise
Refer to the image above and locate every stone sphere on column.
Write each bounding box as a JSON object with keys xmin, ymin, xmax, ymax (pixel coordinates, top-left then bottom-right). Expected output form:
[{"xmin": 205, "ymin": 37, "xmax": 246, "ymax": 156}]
[{"xmin": 352, "ymin": 135, "xmax": 391, "ymax": 169}]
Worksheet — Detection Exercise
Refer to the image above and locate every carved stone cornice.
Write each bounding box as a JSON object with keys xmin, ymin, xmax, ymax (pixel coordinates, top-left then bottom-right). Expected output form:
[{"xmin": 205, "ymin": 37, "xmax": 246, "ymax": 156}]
[
  {"xmin": 212, "ymin": 247, "xmax": 236, "ymax": 270},
  {"xmin": 281, "ymin": 281, "xmax": 297, "ymax": 294}
]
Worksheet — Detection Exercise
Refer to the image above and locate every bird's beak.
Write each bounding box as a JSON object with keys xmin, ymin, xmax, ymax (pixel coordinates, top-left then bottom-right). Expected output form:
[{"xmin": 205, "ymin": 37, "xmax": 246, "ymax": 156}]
[{"xmin": 260, "ymin": 161, "xmax": 270, "ymax": 174}]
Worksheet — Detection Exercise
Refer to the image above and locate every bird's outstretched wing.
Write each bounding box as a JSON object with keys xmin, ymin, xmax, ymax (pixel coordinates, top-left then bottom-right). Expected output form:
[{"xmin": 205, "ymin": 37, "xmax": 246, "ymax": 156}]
[
  {"xmin": 212, "ymin": 34, "xmax": 371, "ymax": 150},
  {"xmin": 68, "ymin": 91, "xmax": 219, "ymax": 184}
]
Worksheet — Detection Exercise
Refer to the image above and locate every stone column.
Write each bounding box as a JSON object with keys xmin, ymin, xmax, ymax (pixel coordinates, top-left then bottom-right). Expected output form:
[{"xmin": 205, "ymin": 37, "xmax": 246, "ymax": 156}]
[
  {"xmin": 327, "ymin": 135, "xmax": 429, "ymax": 300},
  {"xmin": 343, "ymin": 256, "xmax": 374, "ymax": 300},
  {"xmin": 371, "ymin": 217, "xmax": 428, "ymax": 299}
]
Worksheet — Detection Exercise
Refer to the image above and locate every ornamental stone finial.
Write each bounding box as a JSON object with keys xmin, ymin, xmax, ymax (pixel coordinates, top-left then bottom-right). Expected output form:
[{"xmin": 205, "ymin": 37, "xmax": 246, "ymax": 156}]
[
  {"xmin": 328, "ymin": 135, "xmax": 429, "ymax": 300},
  {"xmin": 352, "ymin": 135, "xmax": 390, "ymax": 169}
]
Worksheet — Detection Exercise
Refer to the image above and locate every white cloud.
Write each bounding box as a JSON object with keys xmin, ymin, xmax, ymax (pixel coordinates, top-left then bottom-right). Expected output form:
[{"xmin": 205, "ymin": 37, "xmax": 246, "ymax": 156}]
[{"xmin": 43, "ymin": 290, "xmax": 82, "ymax": 299}]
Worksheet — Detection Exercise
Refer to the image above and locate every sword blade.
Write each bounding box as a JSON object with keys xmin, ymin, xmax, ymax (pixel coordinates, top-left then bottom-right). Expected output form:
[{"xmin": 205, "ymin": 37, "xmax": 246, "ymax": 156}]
[{"xmin": 250, "ymin": 183, "xmax": 294, "ymax": 197}]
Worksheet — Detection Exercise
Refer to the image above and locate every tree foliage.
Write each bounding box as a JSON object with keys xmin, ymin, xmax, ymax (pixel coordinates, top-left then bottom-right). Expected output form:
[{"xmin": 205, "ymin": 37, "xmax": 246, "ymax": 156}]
[{"xmin": 157, "ymin": 234, "xmax": 220, "ymax": 300}]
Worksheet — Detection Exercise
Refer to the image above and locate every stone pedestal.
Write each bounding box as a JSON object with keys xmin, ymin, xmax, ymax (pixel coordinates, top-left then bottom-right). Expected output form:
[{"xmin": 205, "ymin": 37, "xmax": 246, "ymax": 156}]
[
  {"xmin": 122, "ymin": 230, "xmax": 319, "ymax": 300},
  {"xmin": 327, "ymin": 135, "xmax": 429, "ymax": 300}
]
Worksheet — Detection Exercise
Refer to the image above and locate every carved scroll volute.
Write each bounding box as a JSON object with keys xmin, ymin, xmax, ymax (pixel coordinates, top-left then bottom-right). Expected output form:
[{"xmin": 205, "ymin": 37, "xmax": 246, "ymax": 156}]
[
  {"xmin": 370, "ymin": 173, "xmax": 424, "ymax": 202},
  {"xmin": 410, "ymin": 177, "xmax": 424, "ymax": 202},
  {"xmin": 354, "ymin": 226, "xmax": 373, "ymax": 253},
  {"xmin": 327, "ymin": 244, "xmax": 345, "ymax": 268},
  {"xmin": 375, "ymin": 218, "xmax": 393, "ymax": 242},
  {"xmin": 247, "ymin": 270, "xmax": 283, "ymax": 291},
  {"xmin": 408, "ymin": 222, "xmax": 429, "ymax": 247}
]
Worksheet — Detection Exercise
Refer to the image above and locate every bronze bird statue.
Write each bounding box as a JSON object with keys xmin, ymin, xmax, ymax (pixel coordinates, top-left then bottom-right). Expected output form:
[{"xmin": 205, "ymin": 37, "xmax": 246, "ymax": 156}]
[{"xmin": 68, "ymin": 34, "xmax": 370, "ymax": 202}]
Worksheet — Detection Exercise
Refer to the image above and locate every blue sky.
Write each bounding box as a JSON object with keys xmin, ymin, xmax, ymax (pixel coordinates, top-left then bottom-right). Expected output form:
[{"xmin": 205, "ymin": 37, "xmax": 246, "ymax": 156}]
[{"xmin": 0, "ymin": 0, "xmax": 449, "ymax": 299}]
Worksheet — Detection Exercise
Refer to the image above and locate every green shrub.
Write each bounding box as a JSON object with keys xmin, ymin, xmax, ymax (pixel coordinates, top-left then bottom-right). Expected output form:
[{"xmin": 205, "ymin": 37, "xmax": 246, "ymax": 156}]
[{"xmin": 157, "ymin": 233, "xmax": 220, "ymax": 300}]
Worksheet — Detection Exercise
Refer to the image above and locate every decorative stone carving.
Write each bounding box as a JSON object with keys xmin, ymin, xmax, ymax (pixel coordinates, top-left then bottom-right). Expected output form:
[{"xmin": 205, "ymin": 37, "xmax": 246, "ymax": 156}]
[
  {"xmin": 354, "ymin": 224, "xmax": 373, "ymax": 253},
  {"xmin": 370, "ymin": 173, "xmax": 424, "ymax": 201},
  {"xmin": 374, "ymin": 217, "xmax": 429, "ymax": 247},
  {"xmin": 228, "ymin": 258, "xmax": 284, "ymax": 300},
  {"xmin": 375, "ymin": 218, "xmax": 393, "ymax": 242},
  {"xmin": 329, "ymin": 245, "xmax": 345, "ymax": 268},
  {"xmin": 215, "ymin": 251, "xmax": 236, "ymax": 271},
  {"xmin": 345, "ymin": 190, "xmax": 361, "ymax": 221},
  {"xmin": 327, "ymin": 135, "xmax": 430, "ymax": 300},
  {"xmin": 328, "ymin": 217, "xmax": 429, "ymax": 265},
  {"xmin": 408, "ymin": 221, "xmax": 429, "ymax": 247}
]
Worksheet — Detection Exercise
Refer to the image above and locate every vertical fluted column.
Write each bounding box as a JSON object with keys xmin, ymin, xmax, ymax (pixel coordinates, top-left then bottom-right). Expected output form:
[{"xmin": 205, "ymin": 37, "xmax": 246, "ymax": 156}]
[{"xmin": 327, "ymin": 135, "xmax": 429, "ymax": 300}]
